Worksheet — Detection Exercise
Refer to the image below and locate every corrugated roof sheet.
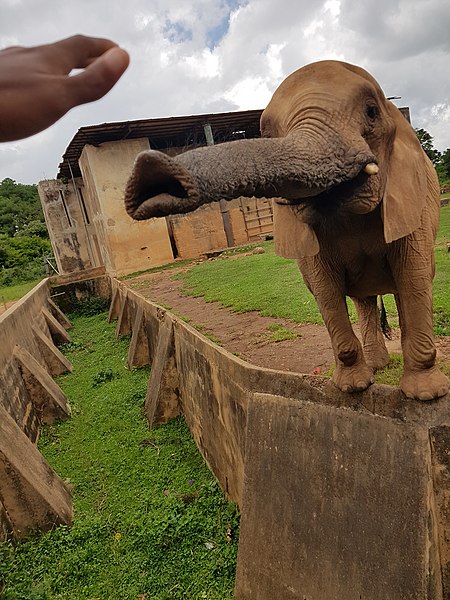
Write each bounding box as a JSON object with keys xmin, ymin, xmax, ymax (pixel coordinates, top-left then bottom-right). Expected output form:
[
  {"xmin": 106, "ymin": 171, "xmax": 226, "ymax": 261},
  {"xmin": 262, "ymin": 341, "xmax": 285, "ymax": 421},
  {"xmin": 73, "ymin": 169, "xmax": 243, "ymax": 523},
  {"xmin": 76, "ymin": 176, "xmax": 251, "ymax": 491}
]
[{"xmin": 57, "ymin": 109, "xmax": 263, "ymax": 180}]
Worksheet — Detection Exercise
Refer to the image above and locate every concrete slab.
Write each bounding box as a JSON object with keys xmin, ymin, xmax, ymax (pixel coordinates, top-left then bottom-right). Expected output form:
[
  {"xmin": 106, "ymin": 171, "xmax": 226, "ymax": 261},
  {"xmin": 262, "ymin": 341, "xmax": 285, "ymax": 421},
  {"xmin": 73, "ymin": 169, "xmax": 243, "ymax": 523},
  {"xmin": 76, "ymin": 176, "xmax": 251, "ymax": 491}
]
[
  {"xmin": 108, "ymin": 286, "xmax": 121, "ymax": 322},
  {"xmin": 145, "ymin": 313, "xmax": 180, "ymax": 426},
  {"xmin": 0, "ymin": 406, "xmax": 72, "ymax": 538},
  {"xmin": 235, "ymin": 392, "xmax": 447, "ymax": 600},
  {"xmin": 47, "ymin": 297, "xmax": 72, "ymax": 330},
  {"xmin": 14, "ymin": 345, "xmax": 71, "ymax": 424},
  {"xmin": 115, "ymin": 291, "xmax": 131, "ymax": 339},
  {"xmin": 32, "ymin": 325, "xmax": 73, "ymax": 376},
  {"xmin": 41, "ymin": 307, "xmax": 71, "ymax": 345},
  {"xmin": 128, "ymin": 305, "xmax": 150, "ymax": 368}
]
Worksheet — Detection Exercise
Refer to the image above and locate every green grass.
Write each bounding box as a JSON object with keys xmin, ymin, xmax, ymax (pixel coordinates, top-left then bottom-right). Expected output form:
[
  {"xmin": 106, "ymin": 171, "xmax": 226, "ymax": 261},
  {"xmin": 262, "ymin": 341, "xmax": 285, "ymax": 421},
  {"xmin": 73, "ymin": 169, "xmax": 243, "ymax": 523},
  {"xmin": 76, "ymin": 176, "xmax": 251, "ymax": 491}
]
[
  {"xmin": 0, "ymin": 313, "xmax": 238, "ymax": 600},
  {"xmin": 175, "ymin": 243, "xmax": 323, "ymax": 323},
  {"xmin": 264, "ymin": 323, "xmax": 299, "ymax": 343},
  {"xmin": 0, "ymin": 280, "xmax": 41, "ymax": 304}
]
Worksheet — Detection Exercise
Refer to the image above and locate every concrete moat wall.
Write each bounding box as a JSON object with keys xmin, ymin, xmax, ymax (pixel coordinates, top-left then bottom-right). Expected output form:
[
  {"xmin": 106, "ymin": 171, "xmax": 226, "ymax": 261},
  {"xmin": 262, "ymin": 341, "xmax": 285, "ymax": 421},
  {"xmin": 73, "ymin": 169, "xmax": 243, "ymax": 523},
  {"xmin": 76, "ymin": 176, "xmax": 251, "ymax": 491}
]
[
  {"xmin": 0, "ymin": 280, "xmax": 73, "ymax": 540},
  {"xmin": 109, "ymin": 277, "xmax": 450, "ymax": 600}
]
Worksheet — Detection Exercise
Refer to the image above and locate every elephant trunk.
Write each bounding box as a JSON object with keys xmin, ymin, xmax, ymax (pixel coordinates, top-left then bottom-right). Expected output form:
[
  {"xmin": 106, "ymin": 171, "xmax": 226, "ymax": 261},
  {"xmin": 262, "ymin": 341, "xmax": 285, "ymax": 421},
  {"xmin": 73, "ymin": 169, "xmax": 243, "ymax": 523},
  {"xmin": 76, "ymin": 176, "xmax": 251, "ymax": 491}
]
[{"xmin": 124, "ymin": 132, "xmax": 377, "ymax": 220}]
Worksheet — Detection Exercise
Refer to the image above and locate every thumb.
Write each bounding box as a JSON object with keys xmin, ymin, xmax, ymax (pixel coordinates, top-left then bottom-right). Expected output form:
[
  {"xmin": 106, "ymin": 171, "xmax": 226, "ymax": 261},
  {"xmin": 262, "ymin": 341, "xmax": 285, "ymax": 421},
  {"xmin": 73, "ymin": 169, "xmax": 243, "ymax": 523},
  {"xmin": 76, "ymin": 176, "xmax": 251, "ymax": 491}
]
[{"xmin": 68, "ymin": 46, "xmax": 130, "ymax": 106}]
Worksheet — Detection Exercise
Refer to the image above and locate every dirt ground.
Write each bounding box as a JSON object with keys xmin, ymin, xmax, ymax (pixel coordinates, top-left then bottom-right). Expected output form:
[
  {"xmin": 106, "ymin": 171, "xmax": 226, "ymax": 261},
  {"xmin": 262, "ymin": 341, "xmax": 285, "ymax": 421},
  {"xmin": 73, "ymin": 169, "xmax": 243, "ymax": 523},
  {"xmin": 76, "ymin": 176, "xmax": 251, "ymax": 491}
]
[{"xmin": 126, "ymin": 264, "xmax": 450, "ymax": 376}]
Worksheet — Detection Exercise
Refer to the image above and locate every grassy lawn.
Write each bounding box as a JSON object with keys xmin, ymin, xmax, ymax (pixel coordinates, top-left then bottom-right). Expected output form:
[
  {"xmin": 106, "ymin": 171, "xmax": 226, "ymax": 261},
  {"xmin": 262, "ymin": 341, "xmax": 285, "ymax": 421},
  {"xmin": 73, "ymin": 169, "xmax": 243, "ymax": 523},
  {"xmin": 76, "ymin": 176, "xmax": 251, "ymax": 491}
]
[
  {"xmin": 0, "ymin": 280, "xmax": 42, "ymax": 304},
  {"xmin": 177, "ymin": 205, "xmax": 450, "ymax": 335},
  {"xmin": 0, "ymin": 312, "xmax": 238, "ymax": 600}
]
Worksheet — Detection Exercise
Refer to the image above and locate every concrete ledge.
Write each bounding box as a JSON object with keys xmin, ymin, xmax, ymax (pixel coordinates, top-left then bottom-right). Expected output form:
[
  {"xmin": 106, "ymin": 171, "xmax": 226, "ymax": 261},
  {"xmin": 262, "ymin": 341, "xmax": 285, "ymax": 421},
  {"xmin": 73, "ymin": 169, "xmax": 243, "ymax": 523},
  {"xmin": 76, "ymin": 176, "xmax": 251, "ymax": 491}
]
[
  {"xmin": 0, "ymin": 279, "xmax": 75, "ymax": 541},
  {"xmin": 0, "ymin": 406, "xmax": 73, "ymax": 539}
]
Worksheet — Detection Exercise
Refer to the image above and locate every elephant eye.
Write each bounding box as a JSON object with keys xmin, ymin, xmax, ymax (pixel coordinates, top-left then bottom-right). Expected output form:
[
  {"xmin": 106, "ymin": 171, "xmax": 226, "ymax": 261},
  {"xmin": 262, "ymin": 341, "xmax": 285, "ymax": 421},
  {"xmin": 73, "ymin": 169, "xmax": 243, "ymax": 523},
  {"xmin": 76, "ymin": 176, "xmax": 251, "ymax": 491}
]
[{"xmin": 366, "ymin": 104, "xmax": 379, "ymax": 120}]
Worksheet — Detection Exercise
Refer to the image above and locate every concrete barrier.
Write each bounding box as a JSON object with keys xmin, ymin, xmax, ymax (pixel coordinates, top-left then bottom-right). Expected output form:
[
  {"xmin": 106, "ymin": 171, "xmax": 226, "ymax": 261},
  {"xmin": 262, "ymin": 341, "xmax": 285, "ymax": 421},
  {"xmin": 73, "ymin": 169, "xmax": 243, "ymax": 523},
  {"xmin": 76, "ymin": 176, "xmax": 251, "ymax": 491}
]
[
  {"xmin": 111, "ymin": 277, "xmax": 450, "ymax": 599},
  {"xmin": 0, "ymin": 279, "xmax": 73, "ymax": 540}
]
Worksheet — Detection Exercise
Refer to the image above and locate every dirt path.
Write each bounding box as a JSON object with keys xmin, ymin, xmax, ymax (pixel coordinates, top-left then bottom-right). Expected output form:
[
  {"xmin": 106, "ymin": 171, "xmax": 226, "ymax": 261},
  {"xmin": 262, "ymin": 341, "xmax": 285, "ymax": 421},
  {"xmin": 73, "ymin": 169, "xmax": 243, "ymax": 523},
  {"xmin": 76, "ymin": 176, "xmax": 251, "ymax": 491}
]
[{"xmin": 125, "ymin": 267, "xmax": 425, "ymax": 376}]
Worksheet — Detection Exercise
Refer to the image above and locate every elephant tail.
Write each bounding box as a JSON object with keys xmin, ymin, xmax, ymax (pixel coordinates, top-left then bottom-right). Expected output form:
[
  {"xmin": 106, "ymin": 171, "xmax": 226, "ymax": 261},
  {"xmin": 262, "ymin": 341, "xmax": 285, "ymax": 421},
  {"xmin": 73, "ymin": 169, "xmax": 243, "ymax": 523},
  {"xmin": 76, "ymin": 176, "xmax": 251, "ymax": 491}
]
[{"xmin": 379, "ymin": 296, "xmax": 392, "ymax": 340}]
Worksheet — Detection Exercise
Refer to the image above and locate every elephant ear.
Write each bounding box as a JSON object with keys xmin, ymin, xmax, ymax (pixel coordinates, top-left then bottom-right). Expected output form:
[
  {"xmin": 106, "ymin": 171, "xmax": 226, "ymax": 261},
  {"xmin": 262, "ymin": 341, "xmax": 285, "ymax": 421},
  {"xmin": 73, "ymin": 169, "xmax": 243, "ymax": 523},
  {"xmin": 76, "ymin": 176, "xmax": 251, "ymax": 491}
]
[
  {"xmin": 382, "ymin": 106, "xmax": 429, "ymax": 243},
  {"xmin": 273, "ymin": 202, "xmax": 320, "ymax": 258}
]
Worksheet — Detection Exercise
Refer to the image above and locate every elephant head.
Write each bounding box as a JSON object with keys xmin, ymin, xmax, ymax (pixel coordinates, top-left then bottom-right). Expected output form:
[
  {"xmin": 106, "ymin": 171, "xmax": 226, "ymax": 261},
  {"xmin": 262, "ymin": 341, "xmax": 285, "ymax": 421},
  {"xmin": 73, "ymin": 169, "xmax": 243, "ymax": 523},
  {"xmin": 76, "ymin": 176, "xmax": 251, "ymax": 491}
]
[{"xmin": 124, "ymin": 60, "xmax": 430, "ymax": 257}]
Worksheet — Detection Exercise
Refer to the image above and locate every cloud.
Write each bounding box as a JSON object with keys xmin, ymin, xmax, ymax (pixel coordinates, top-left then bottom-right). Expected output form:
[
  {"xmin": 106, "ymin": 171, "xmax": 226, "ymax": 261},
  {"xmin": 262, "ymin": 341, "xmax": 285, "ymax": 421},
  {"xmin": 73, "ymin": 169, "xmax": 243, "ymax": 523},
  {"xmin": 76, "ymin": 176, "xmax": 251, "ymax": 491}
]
[{"xmin": 1, "ymin": 0, "xmax": 449, "ymax": 184}]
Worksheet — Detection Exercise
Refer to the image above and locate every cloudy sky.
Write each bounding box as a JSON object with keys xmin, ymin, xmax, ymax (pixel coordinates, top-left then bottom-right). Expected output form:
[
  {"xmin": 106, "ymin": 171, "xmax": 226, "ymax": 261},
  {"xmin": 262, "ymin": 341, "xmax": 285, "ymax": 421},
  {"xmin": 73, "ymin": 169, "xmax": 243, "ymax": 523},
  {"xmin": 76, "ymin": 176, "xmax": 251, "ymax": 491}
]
[{"xmin": 1, "ymin": 0, "xmax": 450, "ymax": 184}]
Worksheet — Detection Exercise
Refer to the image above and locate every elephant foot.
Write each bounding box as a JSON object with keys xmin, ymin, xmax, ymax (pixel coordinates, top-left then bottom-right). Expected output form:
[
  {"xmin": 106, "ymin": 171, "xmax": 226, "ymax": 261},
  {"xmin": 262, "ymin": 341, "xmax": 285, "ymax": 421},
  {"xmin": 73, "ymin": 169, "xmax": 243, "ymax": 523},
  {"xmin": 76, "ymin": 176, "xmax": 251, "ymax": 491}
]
[
  {"xmin": 332, "ymin": 362, "xmax": 375, "ymax": 393},
  {"xmin": 400, "ymin": 367, "xmax": 449, "ymax": 401}
]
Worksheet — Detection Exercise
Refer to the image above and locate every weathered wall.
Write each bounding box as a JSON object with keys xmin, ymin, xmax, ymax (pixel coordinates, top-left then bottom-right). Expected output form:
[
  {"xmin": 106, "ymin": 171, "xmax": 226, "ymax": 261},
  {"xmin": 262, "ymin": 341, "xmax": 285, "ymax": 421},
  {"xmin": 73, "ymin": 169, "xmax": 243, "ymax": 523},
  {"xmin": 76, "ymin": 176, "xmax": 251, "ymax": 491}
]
[
  {"xmin": 38, "ymin": 179, "xmax": 97, "ymax": 274},
  {"xmin": 169, "ymin": 197, "xmax": 273, "ymax": 258},
  {"xmin": 79, "ymin": 138, "xmax": 174, "ymax": 276},
  {"xmin": 0, "ymin": 279, "xmax": 74, "ymax": 540},
  {"xmin": 50, "ymin": 270, "xmax": 111, "ymax": 314},
  {"xmin": 110, "ymin": 277, "xmax": 450, "ymax": 599},
  {"xmin": 169, "ymin": 203, "xmax": 228, "ymax": 258},
  {"xmin": 0, "ymin": 280, "xmax": 65, "ymax": 437}
]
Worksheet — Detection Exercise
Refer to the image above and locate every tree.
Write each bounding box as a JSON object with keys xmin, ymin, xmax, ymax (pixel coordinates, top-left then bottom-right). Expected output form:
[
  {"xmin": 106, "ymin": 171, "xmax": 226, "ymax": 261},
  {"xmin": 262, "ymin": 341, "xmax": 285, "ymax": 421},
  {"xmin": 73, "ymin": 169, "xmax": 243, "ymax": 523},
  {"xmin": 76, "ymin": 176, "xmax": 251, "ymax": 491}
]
[
  {"xmin": 0, "ymin": 179, "xmax": 50, "ymax": 285},
  {"xmin": 415, "ymin": 128, "xmax": 441, "ymax": 165},
  {"xmin": 0, "ymin": 178, "xmax": 48, "ymax": 237},
  {"xmin": 440, "ymin": 148, "xmax": 450, "ymax": 181}
]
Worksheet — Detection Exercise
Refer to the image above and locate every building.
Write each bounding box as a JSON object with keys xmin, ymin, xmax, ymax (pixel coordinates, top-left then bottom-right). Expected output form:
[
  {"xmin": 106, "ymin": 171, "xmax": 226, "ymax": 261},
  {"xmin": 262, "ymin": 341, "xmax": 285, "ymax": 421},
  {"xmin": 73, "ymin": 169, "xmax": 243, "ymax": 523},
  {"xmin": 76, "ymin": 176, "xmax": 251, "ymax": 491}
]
[{"xmin": 38, "ymin": 110, "xmax": 274, "ymax": 277}]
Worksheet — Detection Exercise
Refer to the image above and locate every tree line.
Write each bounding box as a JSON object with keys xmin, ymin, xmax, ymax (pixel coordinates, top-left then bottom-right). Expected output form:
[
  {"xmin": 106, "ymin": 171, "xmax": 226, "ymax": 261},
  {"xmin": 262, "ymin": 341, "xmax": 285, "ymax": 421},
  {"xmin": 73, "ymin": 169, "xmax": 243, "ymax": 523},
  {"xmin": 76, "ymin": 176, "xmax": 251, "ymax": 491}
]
[
  {"xmin": 0, "ymin": 178, "xmax": 51, "ymax": 286},
  {"xmin": 415, "ymin": 129, "xmax": 450, "ymax": 188}
]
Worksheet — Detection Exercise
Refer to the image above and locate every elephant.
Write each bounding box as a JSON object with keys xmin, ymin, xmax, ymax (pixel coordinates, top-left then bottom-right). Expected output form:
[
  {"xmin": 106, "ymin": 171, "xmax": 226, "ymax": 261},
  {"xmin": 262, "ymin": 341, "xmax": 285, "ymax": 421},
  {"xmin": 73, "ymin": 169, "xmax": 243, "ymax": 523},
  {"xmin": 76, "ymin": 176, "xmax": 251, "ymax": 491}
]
[{"xmin": 124, "ymin": 60, "xmax": 449, "ymax": 401}]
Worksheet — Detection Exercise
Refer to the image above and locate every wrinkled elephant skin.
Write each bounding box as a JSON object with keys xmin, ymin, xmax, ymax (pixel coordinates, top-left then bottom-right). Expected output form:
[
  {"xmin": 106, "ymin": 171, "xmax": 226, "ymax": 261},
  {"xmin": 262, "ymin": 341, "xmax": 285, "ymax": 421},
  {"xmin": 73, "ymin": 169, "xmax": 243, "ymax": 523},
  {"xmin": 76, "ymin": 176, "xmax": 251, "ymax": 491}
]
[{"xmin": 124, "ymin": 60, "xmax": 449, "ymax": 401}]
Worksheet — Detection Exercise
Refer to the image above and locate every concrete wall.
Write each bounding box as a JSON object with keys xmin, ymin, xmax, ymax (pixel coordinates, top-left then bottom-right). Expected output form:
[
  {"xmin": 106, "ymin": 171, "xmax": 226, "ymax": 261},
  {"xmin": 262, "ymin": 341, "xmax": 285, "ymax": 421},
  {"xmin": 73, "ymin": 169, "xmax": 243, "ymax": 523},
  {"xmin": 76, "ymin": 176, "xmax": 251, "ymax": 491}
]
[
  {"xmin": 0, "ymin": 280, "xmax": 73, "ymax": 540},
  {"xmin": 169, "ymin": 197, "xmax": 273, "ymax": 258},
  {"xmin": 110, "ymin": 277, "xmax": 450, "ymax": 599},
  {"xmin": 79, "ymin": 139, "xmax": 174, "ymax": 276},
  {"xmin": 38, "ymin": 179, "xmax": 97, "ymax": 274},
  {"xmin": 169, "ymin": 203, "xmax": 229, "ymax": 258}
]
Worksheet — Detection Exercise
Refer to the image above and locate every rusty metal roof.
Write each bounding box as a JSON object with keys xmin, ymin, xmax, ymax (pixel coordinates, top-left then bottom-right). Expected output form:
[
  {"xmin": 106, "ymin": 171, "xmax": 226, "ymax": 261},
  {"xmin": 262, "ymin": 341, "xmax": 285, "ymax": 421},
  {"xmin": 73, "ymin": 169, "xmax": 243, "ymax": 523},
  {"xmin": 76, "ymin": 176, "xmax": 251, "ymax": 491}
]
[{"xmin": 57, "ymin": 109, "xmax": 263, "ymax": 180}]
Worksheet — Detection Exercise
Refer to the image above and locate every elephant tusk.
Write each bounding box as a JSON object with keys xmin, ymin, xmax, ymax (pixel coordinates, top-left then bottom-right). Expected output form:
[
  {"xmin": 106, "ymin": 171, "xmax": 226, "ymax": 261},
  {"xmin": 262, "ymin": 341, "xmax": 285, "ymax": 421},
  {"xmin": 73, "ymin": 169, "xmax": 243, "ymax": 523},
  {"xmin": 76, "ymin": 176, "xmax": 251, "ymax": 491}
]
[{"xmin": 364, "ymin": 162, "xmax": 379, "ymax": 175}]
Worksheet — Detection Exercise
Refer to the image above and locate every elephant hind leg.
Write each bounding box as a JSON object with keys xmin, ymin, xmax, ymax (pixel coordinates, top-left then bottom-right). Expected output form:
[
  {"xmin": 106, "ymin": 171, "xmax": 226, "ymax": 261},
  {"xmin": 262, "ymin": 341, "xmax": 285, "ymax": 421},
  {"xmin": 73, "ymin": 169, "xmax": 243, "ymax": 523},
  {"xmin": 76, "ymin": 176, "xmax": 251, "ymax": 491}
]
[{"xmin": 352, "ymin": 295, "xmax": 390, "ymax": 370}]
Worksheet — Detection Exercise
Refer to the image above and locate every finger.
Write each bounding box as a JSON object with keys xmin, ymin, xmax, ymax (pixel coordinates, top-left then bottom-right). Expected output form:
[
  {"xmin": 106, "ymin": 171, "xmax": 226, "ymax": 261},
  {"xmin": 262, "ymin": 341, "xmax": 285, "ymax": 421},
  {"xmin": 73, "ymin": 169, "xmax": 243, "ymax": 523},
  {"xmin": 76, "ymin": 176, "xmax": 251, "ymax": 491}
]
[
  {"xmin": 66, "ymin": 46, "xmax": 130, "ymax": 105},
  {"xmin": 50, "ymin": 34, "xmax": 119, "ymax": 71}
]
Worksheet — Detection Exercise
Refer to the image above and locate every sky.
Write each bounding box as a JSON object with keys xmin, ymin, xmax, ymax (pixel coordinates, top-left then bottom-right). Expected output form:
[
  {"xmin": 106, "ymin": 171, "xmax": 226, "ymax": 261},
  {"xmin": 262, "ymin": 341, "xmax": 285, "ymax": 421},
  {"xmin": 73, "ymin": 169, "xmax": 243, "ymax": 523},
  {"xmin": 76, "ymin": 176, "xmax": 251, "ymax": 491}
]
[{"xmin": 1, "ymin": 0, "xmax": 450, "ymax": 185}]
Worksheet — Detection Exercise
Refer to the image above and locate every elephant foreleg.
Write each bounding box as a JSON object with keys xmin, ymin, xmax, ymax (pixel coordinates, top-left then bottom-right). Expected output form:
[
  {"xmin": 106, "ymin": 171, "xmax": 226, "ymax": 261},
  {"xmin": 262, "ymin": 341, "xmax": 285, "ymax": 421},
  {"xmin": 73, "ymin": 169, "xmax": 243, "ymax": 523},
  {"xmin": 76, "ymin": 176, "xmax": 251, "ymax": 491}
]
[
  {"xmin": 394, "ymin": 290, "xmax": 448, "ymax": 400},
  {"xmin": 352, "ymin": 296, "xmax": 390, "ymax": 370},
  {"xmin": 389, "ymin": 223, "xmax": 449, "ymax": 400},
  {"xmin": 298, "ymin": 259, "xmax": 374, "ymax": 393}
]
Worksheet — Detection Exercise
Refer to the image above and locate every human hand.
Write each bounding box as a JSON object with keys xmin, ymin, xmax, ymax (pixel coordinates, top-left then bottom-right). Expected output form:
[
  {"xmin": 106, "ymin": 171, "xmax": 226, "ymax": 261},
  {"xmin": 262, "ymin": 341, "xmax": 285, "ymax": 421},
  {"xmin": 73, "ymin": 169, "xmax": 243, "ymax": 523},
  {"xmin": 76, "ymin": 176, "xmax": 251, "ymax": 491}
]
[{"xmin": 0, "ymin": 35, "xmax": 130, "ymax": 142}]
